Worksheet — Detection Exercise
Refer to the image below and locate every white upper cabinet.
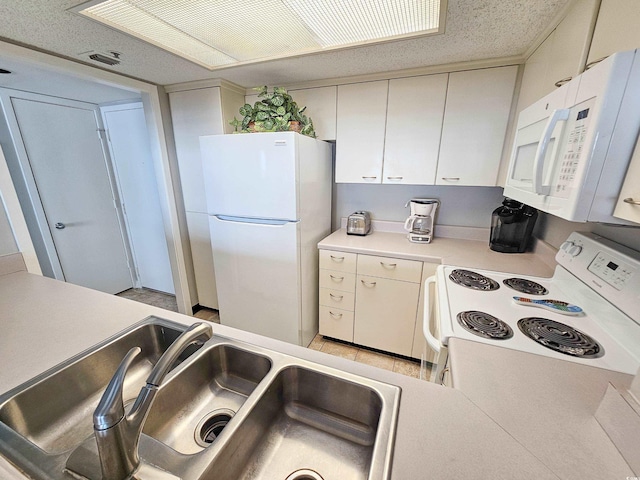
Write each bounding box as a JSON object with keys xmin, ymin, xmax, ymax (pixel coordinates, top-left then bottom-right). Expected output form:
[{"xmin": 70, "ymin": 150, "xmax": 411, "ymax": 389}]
[
  {"xmin": 588, "ymin": 0, "xmax": 640, "ymax": 64},
  {"xmin": 382, "ymin": 74, "xmax": 448, "ymax": 185},
  {"xmin": 517, "ymin": 0, "xmax": 599, "ymax": 113},
  {"xmin": 436, "ymin": 66, "xmax": 518, "ymax": 186},
  {"xmin": 335, "ymin": 80, "xmax": 389, "ymax": 183},
  {"xmin": 613, "ymin": 141, "xmax": 640, "ymax": 224},
  {"xmin": 288, "ymin": 86, "xmax": 337, "ymax": 141}
]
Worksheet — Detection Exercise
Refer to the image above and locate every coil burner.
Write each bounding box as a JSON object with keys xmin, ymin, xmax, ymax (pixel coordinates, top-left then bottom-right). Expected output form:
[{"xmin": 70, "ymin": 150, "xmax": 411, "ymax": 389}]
[
  {"xmin": 449, "ymin": 269, "xmax": 500, "ymax": 291},
  {"xmin": 503, "ymin": 278, "xmax": 549, "ymax": 295},
  {"xmin": 518, "ymin": 317, "xmax": 603, "ymax": 358},
  {"xmin": 457, "ymin": 311, "xmax": 514, "ymax": 340}
]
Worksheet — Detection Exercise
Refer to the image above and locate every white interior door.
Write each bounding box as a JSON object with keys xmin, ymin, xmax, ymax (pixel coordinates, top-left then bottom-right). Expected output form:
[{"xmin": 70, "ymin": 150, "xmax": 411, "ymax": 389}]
[
  {"xmin": 12, "ymin": 97, "xmax": 133, "ymax": 294},
  {"xmin": 102, "ymin": 104, "xmax": 174, "ymax": 294}
]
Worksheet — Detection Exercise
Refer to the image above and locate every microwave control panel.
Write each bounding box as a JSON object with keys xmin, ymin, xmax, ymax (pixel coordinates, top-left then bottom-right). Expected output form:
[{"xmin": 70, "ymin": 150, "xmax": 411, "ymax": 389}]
[{"xmin": 553, "ymin": 106, "xmax": 591, "ymax": 198}]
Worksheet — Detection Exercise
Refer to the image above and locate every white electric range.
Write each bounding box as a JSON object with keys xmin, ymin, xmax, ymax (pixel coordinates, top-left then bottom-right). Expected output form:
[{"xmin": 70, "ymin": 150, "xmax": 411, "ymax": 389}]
[{"xmin": 424, "ymin": 232, "xmax": 640, "ymax": 384}]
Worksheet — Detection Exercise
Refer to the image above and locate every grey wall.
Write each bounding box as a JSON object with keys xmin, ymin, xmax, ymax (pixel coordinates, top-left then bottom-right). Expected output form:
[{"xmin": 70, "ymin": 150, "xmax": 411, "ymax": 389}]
[
  {"xmin": 332, "ymin": 183, "xmax": 505, "ymax": 231},
  {"xmin": 534, "ymin": 212, "xmax": 640, "ymax": 252}
]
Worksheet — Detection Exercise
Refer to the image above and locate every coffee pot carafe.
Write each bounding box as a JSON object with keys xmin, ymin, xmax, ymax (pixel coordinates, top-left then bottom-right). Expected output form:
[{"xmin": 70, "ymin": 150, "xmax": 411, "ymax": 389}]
[{"xmin": 404, "ymin": 198, "xmax": 439, "ymax": 243}]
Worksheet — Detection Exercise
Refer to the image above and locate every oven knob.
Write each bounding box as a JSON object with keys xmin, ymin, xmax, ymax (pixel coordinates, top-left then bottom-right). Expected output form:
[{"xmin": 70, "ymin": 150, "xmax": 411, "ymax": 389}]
[
  {"xmin": 560, "ymin": 241, "xmax": 574, "ymax": 253},
  {"xmin": 568, "ymin": 244, "xmax": 583, "ymax": 257}
]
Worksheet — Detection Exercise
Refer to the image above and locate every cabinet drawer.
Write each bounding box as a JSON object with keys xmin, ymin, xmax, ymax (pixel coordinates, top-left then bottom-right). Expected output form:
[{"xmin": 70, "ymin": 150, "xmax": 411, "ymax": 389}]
[
  {"xmin": 319, "ymin": 288, "xmax": 355, "ymax": 311},
  {"xmin": 319, "ymin": 306, "xmax": 354, "ymax": 342},
  {"xmin": 319, "ymin": 269, "xmax": 356, "ymax": 292},
  {"xmin": 357, "ymin": 254, "xmax": 423, "ymax": 283},
  {"xmin": 319, "ymin": 250, "xmax": 357, "ymax": 273}
]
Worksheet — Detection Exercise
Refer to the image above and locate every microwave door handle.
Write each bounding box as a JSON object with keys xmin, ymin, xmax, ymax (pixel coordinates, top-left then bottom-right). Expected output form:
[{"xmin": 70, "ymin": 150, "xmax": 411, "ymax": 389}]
[
  {"xmin": 423, "ymin": 276, "xmax": 442, "ymax": 353},
  {"xmin": 533, "ymin": 108, "xmax": 570, "ymax": 195}
]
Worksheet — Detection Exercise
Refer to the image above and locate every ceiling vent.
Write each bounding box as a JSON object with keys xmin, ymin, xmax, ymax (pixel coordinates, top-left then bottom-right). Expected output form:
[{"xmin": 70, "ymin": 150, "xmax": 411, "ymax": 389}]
[{"xmin": 84, "ymin": 51, "xmax": 121, "ymax": 66}]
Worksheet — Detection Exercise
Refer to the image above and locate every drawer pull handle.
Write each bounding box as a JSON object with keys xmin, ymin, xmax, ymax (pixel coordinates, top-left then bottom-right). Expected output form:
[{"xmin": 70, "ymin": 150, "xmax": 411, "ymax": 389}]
[
  {"xmin": 441, "ymin": 177, "xmax": 460, "ymax": 181},
  {"xmin": 362, "ymin": 176, "xmax": 377, "ymax": 180},
  {"xmin": 329, "ymin": 311, "xmax": 343, "ymax": 319},
  {"xmin": 329, "ymin": 293, "xmax": 344, "ymax": 301},
  {"xmin": 329, "ymin": 275, "xmax": 344, "ymax": 282},
  {"xmin": 361, "ymin": 280, "xmax": 377, "ymax": 287},
  {"xmin": 386, "ymin": 176, "xmax": 403, "ymax": 180},
  {"xmin": 330, "ymin": 255, "xmax": 345, "ymax": 262},
  {"xmin": 623, "ymin": 197, "xmax": 640, "ymax": 205},
  {"xmin": 380, "ymin": 262, "xmax": 397, "ymax": 268}
]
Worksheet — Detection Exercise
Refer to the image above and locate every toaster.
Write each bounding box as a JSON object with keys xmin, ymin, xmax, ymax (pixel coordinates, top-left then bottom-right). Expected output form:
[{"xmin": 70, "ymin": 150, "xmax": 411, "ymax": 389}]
[{"xmin": 347, "ymin": 211, "xmax": 372, "ymax": 236}]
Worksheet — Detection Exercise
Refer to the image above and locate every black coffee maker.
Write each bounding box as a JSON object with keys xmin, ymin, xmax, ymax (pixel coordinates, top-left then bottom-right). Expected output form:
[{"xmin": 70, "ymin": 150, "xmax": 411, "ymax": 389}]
[{"xmin": 489, "ymin": 198, "xmax": 538, "ymax": 253}]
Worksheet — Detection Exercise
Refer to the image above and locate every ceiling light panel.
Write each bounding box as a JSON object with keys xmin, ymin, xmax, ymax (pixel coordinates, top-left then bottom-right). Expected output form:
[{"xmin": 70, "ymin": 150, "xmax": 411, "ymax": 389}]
[{"xmin": 77, "ymin": 0, "xmax": 443, "ymax": 69}]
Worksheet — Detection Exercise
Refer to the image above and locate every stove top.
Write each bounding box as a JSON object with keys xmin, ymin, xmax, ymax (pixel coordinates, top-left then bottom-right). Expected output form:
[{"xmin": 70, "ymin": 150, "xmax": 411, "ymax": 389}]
[{"xmin": 435, "ymin": 264, "xmax": 640, "ymax": 374}]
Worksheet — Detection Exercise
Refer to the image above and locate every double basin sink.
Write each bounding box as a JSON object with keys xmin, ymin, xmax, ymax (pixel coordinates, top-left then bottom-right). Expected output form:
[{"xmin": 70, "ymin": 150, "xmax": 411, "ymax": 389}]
[{"xmin": 0, "ymin": 317, "xmax": 400, "ymax": 479}]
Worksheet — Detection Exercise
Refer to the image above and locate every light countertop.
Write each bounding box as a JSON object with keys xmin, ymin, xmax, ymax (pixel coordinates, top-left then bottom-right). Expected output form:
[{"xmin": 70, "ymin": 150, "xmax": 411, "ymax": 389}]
[
  {"xmin": 318, "ymin": 226, "xmax": 556, "ymax": 277},
  {"xmin": 448, "ymin": 338, "xmax": 637, "ymax": 479},
  {"xmin": 0, "ymin": 270, "xmax": 559, "ymax": 479}
]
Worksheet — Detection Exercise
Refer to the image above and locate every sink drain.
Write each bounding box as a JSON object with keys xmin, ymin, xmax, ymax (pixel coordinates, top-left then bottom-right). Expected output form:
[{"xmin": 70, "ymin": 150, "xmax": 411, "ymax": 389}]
[
  {"xmin": 195, "ymin": 408, "xmax": 235, "ymax": 447},
  {"xmin": 285, "ymin": 469, "xmax": 324, "ymax": 480}
]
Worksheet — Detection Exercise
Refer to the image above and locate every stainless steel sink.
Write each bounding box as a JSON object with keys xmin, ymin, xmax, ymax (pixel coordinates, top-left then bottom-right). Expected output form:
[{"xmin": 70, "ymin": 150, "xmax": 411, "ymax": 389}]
[
  {"xmin": 202, "ymin": 366, "xmax": 386, "ymax": 480},
  {"xmin": 0, "ymin": 316, "xmax": 400, "ymax": 480},
  {"xmin": 0, "ymin": 317, "xmax": 189, "ymax": 455},
  {"xmin": 143, "ymin": 344, "xmax": 271, "ymax": 454}
]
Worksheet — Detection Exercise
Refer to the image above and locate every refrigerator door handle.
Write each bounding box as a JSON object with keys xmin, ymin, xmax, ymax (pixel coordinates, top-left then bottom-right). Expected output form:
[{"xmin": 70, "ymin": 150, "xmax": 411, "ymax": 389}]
[{"xmin": 213, "ymin": 215, "xmax": 296, "ymax": 226}]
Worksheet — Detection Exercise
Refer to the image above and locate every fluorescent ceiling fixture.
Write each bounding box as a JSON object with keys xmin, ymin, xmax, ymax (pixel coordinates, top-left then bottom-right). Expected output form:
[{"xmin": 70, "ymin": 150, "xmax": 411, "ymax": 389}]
[{"xmin": 76, "ymin": 0, "xmax": 444, "ymax": 70}]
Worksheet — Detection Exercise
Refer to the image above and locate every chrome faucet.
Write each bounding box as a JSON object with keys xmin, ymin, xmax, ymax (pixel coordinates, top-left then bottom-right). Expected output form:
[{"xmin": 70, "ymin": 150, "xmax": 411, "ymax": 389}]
[{"xmin": 93, "ymin": 322, "xmax": 213, "ymax": 480}]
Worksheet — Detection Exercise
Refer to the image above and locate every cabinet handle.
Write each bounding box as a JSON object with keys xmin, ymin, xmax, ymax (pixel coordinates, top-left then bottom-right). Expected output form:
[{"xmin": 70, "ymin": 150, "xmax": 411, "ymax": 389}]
[
  {"xmin": 361, "ymin": 280, "xmax": 377, "ymax": 287},
  {"xmin": 386, "ymin": 176, "xmax": 403, "ymax": 180},
  {"xmin": 362, "ymin": 176, "xmax": 377, "ymax": 180},
  {"xmin": 441, "ymin": 177, "xmax": 460, "ymax": 181},
  {"xmin": 380, "ymin": 261, "xmax": 397, "ymax": 268},
  {"xmin": 554, "ymin": 76, "xmax": 572, "ymax": 88},
  {"xmin": 623, "ymin": 197, "xmax": 640, "ymax": 205},
  {"xmin": 440, "ymin": 367, "xmax": 451, "ymax": 386},
  {"xmin": 329, "ymin": 275, "xmax": 344, "ymax": 282},
  {"xmin": 330, "ymin": 255, "xmax": 345, "ymax": 262},
  {"xmin": 329, "ymin": 311, "xmax": 343, "ymax": 319},
  {"xmin": 585, "ymin": 56, "xmax": 607, "ymax": 70},
  {"xmin": 329, "ymin": 293, "xmax": 344, "ymax": 301}
]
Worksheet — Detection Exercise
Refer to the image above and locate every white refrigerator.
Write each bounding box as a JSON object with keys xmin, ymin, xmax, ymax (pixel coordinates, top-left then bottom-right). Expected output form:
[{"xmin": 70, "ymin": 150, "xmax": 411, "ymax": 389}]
[{"xmin": 200, "ymin": 132, "xmax": 332, "ymax": 346}]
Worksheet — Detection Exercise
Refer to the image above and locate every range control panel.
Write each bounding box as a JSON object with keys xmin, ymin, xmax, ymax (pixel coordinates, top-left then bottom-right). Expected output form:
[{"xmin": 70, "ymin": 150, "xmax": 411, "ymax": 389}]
[
  {"xmin": 588, "ymin": 252, "xmax": 635, "ymax": 290},
  {"xmin": 557, "ymin": 232, "xmax": 640, "ymax": 323}
]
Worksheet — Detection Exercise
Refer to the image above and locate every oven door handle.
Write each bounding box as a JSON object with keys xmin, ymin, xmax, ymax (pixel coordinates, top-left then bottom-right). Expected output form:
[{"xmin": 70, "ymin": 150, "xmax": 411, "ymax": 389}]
[{"xmin": 423, "ymin": 276, "xmax": 442, "ymax": 353}]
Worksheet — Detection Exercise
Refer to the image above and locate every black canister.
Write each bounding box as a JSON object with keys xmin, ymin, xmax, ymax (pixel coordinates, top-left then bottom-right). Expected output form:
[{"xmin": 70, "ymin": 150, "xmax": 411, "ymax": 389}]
[{"xmin": 489, "ymin": 198, "xmax": 538, "ymax": 253}]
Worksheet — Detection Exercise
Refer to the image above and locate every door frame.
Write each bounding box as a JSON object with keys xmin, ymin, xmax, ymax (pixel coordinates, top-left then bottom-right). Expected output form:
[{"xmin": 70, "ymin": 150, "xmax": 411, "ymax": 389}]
[
  {"xmin": 0, "ymin": 40, "xmax": 196, "ymax": 314},
  {"xmin": 0, "ymin": 88, "xmax": 137, "ymax": 286}
]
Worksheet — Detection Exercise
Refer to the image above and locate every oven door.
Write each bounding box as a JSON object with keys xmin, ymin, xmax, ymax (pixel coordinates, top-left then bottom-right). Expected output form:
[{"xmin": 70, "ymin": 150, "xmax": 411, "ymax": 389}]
[{"xmin": 422, "ymin": 276, "xmax": 449, "ymax": 384}]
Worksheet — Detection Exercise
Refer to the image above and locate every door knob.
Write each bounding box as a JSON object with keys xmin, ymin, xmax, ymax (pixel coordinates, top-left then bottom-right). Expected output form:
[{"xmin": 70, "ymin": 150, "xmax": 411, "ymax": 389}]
[{"xmin": 55, "ymin": 222, "xmax": 66, "ymax": 230}]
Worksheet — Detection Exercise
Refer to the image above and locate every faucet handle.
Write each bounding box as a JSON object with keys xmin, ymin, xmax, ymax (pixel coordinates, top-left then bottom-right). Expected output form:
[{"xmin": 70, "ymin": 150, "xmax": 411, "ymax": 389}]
[{"xmin": 94, "ymin": 347, "xmax": 141, "ymax": 431}]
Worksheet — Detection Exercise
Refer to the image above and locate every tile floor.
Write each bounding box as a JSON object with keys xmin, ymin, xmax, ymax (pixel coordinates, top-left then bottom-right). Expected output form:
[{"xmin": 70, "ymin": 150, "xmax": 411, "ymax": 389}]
[
  {"xmin": 116, "ymin": 288, "xmax": 423, "ymax": 380},
  {"xmin": 309, "ymin": 334, "xmax": 425, "ymax": 380}
]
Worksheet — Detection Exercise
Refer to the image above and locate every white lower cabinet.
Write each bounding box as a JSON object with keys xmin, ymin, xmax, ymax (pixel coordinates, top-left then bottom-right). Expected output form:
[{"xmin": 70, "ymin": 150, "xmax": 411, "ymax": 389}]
[{"xmin": 319, "ymin": 249, "xmax": 426, "ymax": 358}]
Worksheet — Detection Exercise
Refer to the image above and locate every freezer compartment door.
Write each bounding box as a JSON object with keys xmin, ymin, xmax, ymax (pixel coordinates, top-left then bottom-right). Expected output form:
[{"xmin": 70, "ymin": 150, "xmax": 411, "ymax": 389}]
[
  {"xmin": 201, "ymin": 133, "xmax": 298, "ymax": 220},
  {"xmin": 210, "ymin": 215, "xmax": 301, "ymax": 345}
]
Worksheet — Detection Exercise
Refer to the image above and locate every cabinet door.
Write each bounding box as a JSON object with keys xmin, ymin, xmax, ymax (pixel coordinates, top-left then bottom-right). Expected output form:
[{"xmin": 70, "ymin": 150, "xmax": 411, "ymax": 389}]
[
  {"xmin": 186, "ymin": 211, "xmax": 218, "ymax": 308},
  {"xmin": 335, "ymin": 81, "xmax": 389, "ymax": 183},
  {"xmin": 354, "ymin": 275, "xmax": 420, "ymax": 356},
  {"xmin": 168, "ymin": 88, "xmax": 223, "ymax": 213},
  {"xmin": 588, "ymin": 0, "xmax": 640, "ymax": 64},
  {"xmin": 546, "ymin": 0, "xmax": 600, "ymax": 90},
  {"xmin": 613, "ymin": 142, "xmax": 640, "ymax": 224},
  {"xmin": 382, "ymin": 75, "xmax": 448, "ymax": 185},
  {"xmin": 436, "ymin": 66, "xmax": 517, "ymax": 186},
  {"xmin": 289, "ymin": 86, "xmax": 337, "ymax": 141}
]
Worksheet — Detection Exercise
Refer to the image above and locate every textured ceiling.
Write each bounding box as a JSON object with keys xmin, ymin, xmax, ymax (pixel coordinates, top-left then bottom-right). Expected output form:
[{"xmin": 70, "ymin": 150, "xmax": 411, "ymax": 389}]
[{"xmin": 0, "ymin": 0, "xmax": 570, "ymax": 88}]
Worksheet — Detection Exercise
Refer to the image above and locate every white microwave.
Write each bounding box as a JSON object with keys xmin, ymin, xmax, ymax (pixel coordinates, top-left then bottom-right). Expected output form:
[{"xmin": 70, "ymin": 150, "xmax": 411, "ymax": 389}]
[{"xmin": 504, "ymin": 49, "xmax": 640, "ymax": 223}]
